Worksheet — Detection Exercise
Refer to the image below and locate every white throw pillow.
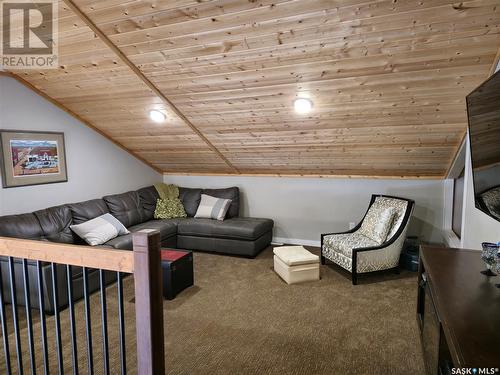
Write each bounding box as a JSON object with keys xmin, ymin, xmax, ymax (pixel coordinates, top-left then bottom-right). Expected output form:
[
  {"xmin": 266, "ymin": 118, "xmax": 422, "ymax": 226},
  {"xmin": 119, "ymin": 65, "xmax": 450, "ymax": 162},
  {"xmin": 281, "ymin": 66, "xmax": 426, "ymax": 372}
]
[
  {"xmin": 194, "ymin": 194, "xmax": 232, "ymax": 221},
  {"xmin": 358, "ymin": 206, "xmax": 396, "ymax": 244},
  {"xmin": 70, "ymin": 213, "xmax": 129, "ymax": 246}
]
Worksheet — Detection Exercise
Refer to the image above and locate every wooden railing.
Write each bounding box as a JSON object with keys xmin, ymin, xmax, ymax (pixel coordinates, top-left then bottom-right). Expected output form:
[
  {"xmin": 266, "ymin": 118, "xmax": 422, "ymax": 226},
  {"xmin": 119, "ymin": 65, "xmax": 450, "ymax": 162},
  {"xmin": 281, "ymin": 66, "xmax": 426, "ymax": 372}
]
[
  {"xmin": 0, "ymin": 237, "xmax": 134, "ymax": 272},
  {"xmin": 0, "ymin": 229, "xmax": 165, "ymax": 375}
]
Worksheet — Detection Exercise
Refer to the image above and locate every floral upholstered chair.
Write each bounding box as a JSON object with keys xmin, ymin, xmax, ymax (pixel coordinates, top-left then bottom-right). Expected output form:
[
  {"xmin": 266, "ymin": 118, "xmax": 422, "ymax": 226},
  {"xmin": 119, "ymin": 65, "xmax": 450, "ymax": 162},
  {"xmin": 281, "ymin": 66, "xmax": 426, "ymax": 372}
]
[
  {"xmin": 477, "ymin": 185, "xmax": 500, "ymax": 221},
  {"xmin": 321, "ymin": 195, "xmax": 414, "ymax": 285}
]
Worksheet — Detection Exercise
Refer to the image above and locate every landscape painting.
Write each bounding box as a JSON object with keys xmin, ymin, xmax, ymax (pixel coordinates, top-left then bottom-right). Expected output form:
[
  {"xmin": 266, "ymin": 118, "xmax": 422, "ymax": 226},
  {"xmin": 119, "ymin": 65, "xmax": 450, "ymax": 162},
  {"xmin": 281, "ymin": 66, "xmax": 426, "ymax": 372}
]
[
  {"xmin": 1, "ymin": 131, "xmax": 67, "ymax": 188},
  {"xmin": 10, "ymin": 139, "xmax": 60, "ymax": 176}
]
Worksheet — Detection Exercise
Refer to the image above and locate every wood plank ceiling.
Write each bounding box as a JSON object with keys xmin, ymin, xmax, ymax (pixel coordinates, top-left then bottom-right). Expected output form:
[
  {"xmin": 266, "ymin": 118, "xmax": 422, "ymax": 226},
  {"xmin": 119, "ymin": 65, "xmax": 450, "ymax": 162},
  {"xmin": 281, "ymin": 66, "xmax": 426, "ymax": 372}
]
[{"xmin": 5, "ymin": 0, "xmax": 500, "ymax": 177}]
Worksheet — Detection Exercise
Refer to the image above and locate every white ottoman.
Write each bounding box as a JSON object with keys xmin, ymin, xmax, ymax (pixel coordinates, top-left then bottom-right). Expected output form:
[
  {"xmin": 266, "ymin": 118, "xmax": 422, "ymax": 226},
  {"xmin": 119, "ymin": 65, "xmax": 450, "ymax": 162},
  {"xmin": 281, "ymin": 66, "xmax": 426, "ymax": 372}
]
[{"xmin": 273, "ymin": 246, "xmax": 320, "ymax": 284}]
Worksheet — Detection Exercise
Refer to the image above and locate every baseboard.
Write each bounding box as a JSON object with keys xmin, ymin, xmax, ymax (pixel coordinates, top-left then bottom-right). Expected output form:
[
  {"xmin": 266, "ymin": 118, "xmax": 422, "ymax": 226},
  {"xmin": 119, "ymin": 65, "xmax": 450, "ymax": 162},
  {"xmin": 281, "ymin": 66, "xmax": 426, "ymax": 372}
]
[{"xmin": 272, "ymin": 237, "xmax": 321, "ymax": 247}]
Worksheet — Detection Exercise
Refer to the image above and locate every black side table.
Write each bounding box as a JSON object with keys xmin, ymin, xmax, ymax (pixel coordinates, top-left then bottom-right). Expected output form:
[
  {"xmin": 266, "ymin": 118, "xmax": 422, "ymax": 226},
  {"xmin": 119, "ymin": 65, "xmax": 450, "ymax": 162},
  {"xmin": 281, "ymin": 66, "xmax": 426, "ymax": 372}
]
[{"xmin": 160, "ymin": 249, "xmax": 194, "ymax": 300}]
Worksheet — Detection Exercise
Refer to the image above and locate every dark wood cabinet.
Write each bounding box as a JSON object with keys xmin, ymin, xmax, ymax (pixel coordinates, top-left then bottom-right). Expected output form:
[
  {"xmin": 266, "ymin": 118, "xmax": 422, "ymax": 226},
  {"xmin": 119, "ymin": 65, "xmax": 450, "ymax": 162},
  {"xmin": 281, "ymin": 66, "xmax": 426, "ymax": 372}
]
[{"xmin": 417, "ymin": 246, "xmax": 500, "ymax": 374}]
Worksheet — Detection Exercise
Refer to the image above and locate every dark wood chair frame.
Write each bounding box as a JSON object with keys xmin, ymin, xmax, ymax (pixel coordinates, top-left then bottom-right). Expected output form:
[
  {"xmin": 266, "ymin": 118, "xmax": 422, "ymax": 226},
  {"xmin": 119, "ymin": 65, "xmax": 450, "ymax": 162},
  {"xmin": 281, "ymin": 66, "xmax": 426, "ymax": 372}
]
[{"xmin": 320, "ymin": 194, "xmax": 415, "ymax": 285}]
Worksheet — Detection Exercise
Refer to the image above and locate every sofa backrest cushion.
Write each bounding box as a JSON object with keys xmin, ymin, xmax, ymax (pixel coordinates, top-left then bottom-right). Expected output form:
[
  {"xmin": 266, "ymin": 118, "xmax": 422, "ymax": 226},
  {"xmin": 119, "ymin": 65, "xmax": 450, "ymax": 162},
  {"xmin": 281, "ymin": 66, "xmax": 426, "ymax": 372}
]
[
  {"xmin": 69, "ymin": 199, "xmax": 109, "ymax": 225},
  {"xmin": 137, "ymin": 186, "xmax": 159, "ymax": 221},
  {"xmin": 103, "ymin": 191, "xmax": 143, "ymax": 227},
  {"xmin": 34, "ymin": 205, "xmax": 75, "ymax": 244},
  {"xmin": 179, "ymin": 187, "xmax": 202, "ymax": 217},
  {"xmin": 0, "ymin": 213, "xmax": 44, "ymax": 240},
  {"xmin": 202, "ymin": 187, "xmax": 239, "ymax": 218}
]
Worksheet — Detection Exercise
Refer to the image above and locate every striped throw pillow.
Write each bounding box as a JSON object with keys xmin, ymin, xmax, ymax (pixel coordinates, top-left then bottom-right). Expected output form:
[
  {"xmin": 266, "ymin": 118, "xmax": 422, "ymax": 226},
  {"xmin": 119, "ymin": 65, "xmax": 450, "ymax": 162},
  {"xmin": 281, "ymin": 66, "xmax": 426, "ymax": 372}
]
[
  {"xmin": 70, "ymin": 213, "xmax": 129, "ymax": 246},
  {"xmin": 194, "ymin": 194, "xmax": 232, "ymax": 221}
]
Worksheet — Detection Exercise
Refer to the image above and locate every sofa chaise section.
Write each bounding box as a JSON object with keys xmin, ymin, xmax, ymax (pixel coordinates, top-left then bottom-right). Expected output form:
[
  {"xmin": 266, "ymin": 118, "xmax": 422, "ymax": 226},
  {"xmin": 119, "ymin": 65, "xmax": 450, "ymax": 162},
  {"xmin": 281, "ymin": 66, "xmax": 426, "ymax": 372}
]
[
  {"xmin": 177, "ymin": 217, "xmax": 273, "ymax": 257},
  {"xmin": 138, "ymin": 185, "xmax": 274, "ymax": 257}
]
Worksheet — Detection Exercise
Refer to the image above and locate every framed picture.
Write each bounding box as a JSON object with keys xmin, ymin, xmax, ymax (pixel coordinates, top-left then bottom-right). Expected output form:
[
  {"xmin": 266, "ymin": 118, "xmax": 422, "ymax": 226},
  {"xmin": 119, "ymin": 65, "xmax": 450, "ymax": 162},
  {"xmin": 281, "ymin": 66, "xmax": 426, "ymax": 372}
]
[{"xmin": 0, "ymin": 130, "xmax": 68, "ymax": 188}]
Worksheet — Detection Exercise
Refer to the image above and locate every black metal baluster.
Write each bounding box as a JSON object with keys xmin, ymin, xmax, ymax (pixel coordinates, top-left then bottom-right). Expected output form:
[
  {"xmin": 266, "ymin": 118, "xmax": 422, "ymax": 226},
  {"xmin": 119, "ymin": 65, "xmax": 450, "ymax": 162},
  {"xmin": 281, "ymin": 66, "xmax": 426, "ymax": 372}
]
[
  {"xmin": 0, "ymin": 265, "xmax": 12, "ymax": 375},
  {"xmin": 36, "ymin": 261, "xmax": 49, "ymax": 375},
  {"xmin": 66, "ymin": 266, "xmax": 78, "ymax": 375},
  {"xmin": 51, "ymin": 263, "xmax": 63, "ymax": 374},
  {"xmin": 8, "ymin": 257, "xmax": 23, "ymax": 375},
  {"xmin": 117, "ymin": 273, "xmax": 126, "ymax": 375},
  {"xmin": 22, "ymin": 260, "xmax": 36, "ymax": 374},
  {"xmin": 82, "ymin": 268, "xmax": 93, "ymax": 375},
  {"xmin": 99, "ymin": 270, "xmax": 109, "ymax": 375}
]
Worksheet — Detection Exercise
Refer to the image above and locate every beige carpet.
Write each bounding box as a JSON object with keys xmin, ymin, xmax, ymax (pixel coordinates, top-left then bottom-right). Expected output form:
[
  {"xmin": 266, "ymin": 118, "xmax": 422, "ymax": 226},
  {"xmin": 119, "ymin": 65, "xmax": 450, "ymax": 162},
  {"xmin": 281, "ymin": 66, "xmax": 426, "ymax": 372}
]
[{"xmin": 0, "ymin": 246, "xmax": 425, "ymax": 374}]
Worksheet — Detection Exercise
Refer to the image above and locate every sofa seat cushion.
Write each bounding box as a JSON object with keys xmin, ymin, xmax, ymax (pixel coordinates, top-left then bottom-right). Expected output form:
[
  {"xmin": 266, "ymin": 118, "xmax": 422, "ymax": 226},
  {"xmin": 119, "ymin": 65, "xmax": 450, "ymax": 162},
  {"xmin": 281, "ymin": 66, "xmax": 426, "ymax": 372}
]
[
  {"xmin": 103, "ymin": 191, "xmax": 144, "ymax": 227},
  {"xmin": 129, "ymin": 220, "xmax": 178, "ymax": 239},
  {"xmin": 177, "ymin": 217, "xmax": 273, "ymax": 241},
  {"xmin": 104, "ymin": 234, "xmax": 134, "ymax": 250},
  {"xmin": 105, "ymin": 219, "xmax": 179, "ymax": 250}
]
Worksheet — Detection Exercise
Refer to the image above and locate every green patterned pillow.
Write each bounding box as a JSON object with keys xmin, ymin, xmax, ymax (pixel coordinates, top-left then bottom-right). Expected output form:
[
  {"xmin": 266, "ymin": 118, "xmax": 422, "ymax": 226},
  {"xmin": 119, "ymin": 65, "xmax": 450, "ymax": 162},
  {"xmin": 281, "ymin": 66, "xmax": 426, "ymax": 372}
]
[{"xmin": 154, "ymin": 198, "xmax": 187, "ymax": 219}]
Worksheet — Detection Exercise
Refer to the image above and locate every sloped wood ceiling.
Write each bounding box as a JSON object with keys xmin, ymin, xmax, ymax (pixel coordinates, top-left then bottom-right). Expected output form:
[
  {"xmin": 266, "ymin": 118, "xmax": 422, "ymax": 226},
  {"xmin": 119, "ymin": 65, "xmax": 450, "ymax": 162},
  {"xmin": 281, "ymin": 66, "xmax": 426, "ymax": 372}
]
[{"xmin": 6, "ymin": 0, "xmax": 500, "ymax": 177}]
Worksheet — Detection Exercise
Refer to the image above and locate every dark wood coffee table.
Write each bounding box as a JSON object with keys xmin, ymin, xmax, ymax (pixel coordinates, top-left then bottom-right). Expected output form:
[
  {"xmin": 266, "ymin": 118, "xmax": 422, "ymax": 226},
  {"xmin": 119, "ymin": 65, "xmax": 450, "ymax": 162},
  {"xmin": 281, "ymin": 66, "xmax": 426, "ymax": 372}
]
[{"xmin": 160, "ymin": 249, "xmax": 194, "ymax": 300}]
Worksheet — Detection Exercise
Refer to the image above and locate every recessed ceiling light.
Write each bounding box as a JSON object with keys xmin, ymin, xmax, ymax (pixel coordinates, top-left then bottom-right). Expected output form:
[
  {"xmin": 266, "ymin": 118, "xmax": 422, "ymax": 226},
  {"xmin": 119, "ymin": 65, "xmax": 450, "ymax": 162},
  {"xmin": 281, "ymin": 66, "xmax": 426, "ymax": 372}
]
[
  {"xmin": 293, "ymin": 98, "xmax": 313, "ymax": 114},
  {"xmin": 149, "ymin": 110, "xmax": 166, "ymax": 123}
]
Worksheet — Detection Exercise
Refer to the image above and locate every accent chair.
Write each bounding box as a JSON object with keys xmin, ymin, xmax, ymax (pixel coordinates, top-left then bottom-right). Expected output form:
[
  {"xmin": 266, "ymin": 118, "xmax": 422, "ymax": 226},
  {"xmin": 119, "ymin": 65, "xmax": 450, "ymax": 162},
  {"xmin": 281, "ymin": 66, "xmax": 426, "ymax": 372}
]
[{"xmin": 321, "ymin": 194, "xmax": 414, "ymax": 285}]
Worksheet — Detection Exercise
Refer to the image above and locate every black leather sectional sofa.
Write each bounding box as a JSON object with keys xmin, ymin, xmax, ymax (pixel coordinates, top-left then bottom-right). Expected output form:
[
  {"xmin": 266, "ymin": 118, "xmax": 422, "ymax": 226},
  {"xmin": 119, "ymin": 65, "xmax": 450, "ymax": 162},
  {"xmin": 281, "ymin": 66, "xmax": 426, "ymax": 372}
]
[{"xmin": 0, "ymin": 185, "xmax": 273, "ymax": 312}]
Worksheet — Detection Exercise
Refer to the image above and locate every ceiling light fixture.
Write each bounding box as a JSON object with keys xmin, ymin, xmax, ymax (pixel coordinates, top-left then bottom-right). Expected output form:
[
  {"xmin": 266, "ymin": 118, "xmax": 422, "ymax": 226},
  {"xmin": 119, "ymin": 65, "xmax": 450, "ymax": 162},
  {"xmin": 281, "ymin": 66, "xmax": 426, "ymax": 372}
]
[
  {"xmin": 293, "ymin": 98, "xmax": 313, "ymax": 114},
  {"xmin": 149, "ymin": 109, "xmax": 166, "ymax": 123}
]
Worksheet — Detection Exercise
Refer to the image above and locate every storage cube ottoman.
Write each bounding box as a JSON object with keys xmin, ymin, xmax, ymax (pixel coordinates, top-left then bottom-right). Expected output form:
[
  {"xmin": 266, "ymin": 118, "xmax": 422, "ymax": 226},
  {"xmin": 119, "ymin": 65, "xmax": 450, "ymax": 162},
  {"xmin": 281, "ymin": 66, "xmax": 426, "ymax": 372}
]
[
  {"xmin": 161, "ymin": 249, "xmax": 194, "ymax": 300},
  {"xmin": 273, "ymin": 246, "xmax": 320, "ymax": 284}
]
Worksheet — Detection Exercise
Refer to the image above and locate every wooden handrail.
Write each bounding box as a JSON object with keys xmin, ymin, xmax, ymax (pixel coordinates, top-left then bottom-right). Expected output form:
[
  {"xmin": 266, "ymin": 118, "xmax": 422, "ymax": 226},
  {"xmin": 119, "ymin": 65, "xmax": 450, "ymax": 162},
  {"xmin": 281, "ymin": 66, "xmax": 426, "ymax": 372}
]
[{"xmin": 0, "ymin": 236, "xmax": 134, "ymax": 273}]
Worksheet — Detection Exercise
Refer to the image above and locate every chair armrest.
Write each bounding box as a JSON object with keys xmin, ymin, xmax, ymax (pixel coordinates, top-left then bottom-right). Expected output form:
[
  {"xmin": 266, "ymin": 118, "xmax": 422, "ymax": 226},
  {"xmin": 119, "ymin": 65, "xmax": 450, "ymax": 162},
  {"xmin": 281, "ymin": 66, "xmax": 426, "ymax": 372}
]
[{"xmin": 321, "ymin": 222, "xmax": 362, "ymax": 238}]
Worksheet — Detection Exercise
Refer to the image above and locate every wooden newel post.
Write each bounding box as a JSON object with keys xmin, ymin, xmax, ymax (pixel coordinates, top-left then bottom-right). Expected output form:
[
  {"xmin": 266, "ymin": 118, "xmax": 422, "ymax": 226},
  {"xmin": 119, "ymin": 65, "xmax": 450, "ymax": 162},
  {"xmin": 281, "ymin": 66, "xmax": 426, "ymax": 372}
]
[{"xmin": 132, "ymin": 229, "xmax": 165, "ymax": 375}]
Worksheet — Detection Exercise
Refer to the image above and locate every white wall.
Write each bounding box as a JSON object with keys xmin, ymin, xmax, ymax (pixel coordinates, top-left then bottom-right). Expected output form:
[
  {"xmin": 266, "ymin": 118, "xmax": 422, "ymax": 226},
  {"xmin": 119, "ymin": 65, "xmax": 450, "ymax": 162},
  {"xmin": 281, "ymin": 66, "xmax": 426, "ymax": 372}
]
[
  {"xmin": 164, "ymin": 175, "xmax": 445, "ymax": 246},
  {"xmin": 461, "ymin": 137, "xmax": 500, "ymax": 249},
  {"xmin": 0, "ymin": 76, "xmax": 161, "ymax": 215}
]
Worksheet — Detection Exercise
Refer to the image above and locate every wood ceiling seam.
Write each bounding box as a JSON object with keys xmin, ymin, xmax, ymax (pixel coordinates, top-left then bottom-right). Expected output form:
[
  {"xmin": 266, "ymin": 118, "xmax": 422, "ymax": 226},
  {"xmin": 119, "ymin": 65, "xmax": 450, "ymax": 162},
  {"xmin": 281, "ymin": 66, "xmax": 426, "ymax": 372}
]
[
  {"xmin": 61, "ymin": 0, "xmax": 240, "ymax": 174},
  {"xmin": 0, "ymin": 71, "xmax": 163, "ymax": 174}
]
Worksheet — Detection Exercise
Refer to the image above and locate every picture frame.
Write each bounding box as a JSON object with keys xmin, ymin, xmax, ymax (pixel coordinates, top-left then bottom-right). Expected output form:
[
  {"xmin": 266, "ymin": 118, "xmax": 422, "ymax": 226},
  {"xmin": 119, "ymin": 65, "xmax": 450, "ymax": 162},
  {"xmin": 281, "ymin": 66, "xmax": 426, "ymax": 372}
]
[{"xmin": 0, "ymin": 130, "xmax": 68, "ymax": 188}]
